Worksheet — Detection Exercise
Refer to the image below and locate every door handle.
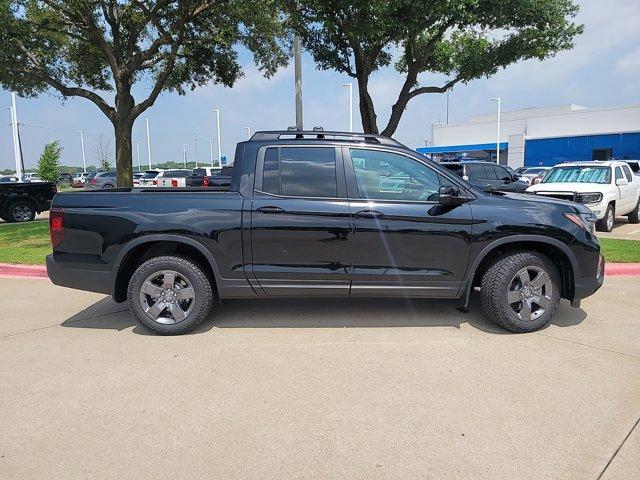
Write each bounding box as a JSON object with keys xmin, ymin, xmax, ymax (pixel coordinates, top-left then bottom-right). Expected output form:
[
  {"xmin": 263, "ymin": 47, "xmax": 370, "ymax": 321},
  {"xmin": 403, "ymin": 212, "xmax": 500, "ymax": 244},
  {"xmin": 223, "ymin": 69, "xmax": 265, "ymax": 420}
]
[
  {"xmin": 355, "ymin": 210, "xmax": 384, "ymax": 219},
  {"xmin": 256, "ymin": 206, "xmax": 284, "ymax": 214}
]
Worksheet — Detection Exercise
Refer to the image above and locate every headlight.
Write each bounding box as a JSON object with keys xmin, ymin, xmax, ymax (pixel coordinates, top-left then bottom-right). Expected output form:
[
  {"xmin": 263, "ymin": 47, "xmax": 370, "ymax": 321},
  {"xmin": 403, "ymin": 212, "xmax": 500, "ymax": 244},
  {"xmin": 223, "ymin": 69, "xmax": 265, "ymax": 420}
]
[
  {"xmin": 577, "ymin": 192, "xmax": 603, "ymax": 204},
  {"xmin": 565, "ymin": 212, "xmax": 597, "ymax": 233}
]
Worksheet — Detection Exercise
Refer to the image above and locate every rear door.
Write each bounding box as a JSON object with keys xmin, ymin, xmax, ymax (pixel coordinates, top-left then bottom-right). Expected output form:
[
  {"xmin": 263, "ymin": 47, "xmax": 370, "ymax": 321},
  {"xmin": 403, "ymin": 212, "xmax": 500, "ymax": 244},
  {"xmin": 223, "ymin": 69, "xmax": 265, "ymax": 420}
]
[
  {"xmin": 345, "ymin": 147, "xmax": 473, "ymax": 297},
  {"xmin": 617, "ymin": 165, "xmax": 635, "ymax": 212},
  {"xmin": 249, "ymin": 146, "xmax": 352, "ymax": 296}
]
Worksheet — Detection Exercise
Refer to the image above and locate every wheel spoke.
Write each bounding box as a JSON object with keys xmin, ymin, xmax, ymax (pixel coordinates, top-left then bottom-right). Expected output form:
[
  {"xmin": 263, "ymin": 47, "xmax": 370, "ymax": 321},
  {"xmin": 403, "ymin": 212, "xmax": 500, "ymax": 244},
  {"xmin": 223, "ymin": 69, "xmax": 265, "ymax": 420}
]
[
  {"xmin": 507, "ymin": 290, "xmax": 521, "ymax": 304},
  {"xmin": 520, "ymin": 302, "xmax": 532, "ymax": 321},
  {"xmin": 530, "ymin": 272, "xmax": 548, "ymax": 289},
  {"xmin": 170, "ymin": 303, "xmax": 187, "ymax": 322},
  {"xmin": 141, "ymin": 281, "xmax": 163, "ymax": 296},
  {"xmin": 175, "ymin": 286, "xmax": 195, "ymax": 301},
  {"xmin": 163, "ymin": 272, "xmax": 176, "ymax": 289},
  {"xmin": 535, "ymin": 295, "xmax": 550, "ymax": 309},
  {"xmin": 518, "ymin": 269, "xmax": 531, "ymax": 285},
  {"xmin": 146, "ymin": 301, "xmax": 167, "ymax": 319}
]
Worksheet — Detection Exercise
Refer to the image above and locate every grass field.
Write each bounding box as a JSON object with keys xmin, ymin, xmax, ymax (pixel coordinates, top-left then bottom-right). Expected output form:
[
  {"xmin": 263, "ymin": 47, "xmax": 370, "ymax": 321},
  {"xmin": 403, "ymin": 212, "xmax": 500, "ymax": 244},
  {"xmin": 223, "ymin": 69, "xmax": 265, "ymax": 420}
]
[{"xmin": 1, "ymin": 220, "xmax": 640, "ymax": 265}]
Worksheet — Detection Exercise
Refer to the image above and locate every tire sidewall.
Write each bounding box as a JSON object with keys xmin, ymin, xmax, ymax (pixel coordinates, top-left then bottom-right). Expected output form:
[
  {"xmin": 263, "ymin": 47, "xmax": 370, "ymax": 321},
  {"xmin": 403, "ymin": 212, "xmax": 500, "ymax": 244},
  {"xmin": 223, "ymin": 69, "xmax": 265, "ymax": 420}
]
[{"xmin": 128, "ymin": 256, "xmax": 213, "ymax": 335}]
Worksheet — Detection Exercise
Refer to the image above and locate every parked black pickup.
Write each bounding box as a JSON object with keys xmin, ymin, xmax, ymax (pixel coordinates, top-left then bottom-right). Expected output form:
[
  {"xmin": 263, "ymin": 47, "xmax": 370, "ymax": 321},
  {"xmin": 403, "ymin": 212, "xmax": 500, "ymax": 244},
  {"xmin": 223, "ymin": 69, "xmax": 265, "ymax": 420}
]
[
  {"xmin": 47, "ymin": 130, "xmax": 604, "ymax": 335},
  {"xmin": 0, "ymin": 180, "xmax": 57, "ymax": 222}
]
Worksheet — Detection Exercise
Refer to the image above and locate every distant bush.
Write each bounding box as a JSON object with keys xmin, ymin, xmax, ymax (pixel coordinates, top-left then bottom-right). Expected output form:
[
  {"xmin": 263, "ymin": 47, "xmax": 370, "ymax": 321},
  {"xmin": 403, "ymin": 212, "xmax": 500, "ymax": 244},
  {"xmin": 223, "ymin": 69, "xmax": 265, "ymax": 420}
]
[{"xmin": 37, "ymin": 141, "xmax": 62, "ymax": 181}]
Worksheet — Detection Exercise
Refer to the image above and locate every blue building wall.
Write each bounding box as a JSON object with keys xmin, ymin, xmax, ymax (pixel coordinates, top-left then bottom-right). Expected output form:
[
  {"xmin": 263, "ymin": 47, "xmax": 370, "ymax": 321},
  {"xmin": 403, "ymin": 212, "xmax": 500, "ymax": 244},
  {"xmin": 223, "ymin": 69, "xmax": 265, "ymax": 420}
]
[{"xmin": 524, "ymin": 132, "xmax": 640, "ymax": 167}]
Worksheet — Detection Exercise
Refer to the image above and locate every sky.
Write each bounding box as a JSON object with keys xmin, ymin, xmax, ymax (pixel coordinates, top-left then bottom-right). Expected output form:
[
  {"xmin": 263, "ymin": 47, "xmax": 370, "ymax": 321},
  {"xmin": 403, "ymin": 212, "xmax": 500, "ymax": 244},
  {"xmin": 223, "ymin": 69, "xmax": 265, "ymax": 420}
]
[{"xmin": 1, "ymin": 0, "xmax": 639, "ymax": 171}]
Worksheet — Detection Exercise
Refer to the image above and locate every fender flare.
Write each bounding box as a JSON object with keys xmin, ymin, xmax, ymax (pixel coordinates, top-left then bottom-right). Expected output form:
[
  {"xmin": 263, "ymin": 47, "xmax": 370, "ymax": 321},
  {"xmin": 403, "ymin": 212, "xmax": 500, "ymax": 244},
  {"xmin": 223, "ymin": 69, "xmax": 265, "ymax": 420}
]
[
  {"xmin": 2, "ymin": 194, "xmax": 38, "ymax": 215},
  {"xmin": 112, "ymin": 233, "xmax": 223, "ymax": 289},
  {"xmin": 459, "ymin": 234, "xmax": 580, "ymax": 308}
]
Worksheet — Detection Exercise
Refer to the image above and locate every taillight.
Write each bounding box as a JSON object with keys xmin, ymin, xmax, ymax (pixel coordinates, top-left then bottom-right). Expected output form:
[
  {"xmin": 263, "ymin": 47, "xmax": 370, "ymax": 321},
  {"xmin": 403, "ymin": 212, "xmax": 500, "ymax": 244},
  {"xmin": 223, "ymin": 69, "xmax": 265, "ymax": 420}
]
[
  {"xmin": 171, "ymin": 179, "xmax": 178, "ymax": 188},
  {"xmin": 50, "ymin": 208, "xmax": 64, "ymax": 248},
  {"xmin": 203, "ymin": 176, "xmax": 210, "ymax": 187},
  {"xmin": 89, "ymin": 178, "xmax": 96, "ymax": 185},
  {"xmin": 152, "ymin": 179, "xmax": 158, "ymax": 185}
]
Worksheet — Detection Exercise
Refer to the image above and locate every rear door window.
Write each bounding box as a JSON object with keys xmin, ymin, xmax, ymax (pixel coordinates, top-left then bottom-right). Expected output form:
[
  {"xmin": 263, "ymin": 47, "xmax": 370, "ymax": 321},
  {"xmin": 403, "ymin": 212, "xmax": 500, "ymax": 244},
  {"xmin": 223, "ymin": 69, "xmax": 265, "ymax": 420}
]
[
  {"xmin": 261, "ymin": 147, "xmax": 337, "ymax": 198},
  {"xmin": 622, "ymin": 165, "xmax": 633, "ymax": 182},
  {"xmin": 494, "ymin": 165, "xmax": 512, "ymax": 182},
  {"xmin": 466, "ymin": 164, "xmax": 485, "ymax": 181},
  {"xmin": 483, "ymin": 165, "xmax": 498, "ymax": 180}
]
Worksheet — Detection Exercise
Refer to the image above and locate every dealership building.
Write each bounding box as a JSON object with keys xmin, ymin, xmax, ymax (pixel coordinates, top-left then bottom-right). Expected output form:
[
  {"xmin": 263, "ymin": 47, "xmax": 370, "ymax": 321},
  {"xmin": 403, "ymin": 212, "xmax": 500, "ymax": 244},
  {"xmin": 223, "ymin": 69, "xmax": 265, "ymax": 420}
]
[{"xmin": 417, "ymin": 103, "xmax": 640, "ymax": 169}]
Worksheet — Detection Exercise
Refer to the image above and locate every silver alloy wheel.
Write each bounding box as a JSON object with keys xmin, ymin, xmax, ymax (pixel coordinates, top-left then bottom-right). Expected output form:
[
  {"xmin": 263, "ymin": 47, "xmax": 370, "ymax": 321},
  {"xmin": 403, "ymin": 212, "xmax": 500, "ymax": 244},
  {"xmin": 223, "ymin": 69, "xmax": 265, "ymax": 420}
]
[
  {"xmin": 12, "ymin": 204, "xmax": 32, "ymax": 222},
  {"xmin": 139, "ymin": 270, "xmax": 196, "ymax": 324},
  {"xmin": 606, "ymin": 207, "xmax": 614, "ymax": 231},
  {"xmin": 507, "ymin": 266, "xmax": 553, "ymax": 322}
]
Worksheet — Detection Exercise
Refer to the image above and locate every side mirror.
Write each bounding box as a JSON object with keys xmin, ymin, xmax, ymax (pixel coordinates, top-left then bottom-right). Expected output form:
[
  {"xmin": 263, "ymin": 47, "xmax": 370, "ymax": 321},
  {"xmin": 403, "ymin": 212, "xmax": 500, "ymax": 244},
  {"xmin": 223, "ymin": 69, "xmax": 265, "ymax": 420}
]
[
  {"xmin": 616, "ymin": 178, "xmax": 628, "ymax": 186},
  {"xmin": 531, "ymin": 177, "xmax": 543, "ymax": 185},
  {"xmin": 438, "ymin": 185, "xmax": 466, "ymax": 206}
]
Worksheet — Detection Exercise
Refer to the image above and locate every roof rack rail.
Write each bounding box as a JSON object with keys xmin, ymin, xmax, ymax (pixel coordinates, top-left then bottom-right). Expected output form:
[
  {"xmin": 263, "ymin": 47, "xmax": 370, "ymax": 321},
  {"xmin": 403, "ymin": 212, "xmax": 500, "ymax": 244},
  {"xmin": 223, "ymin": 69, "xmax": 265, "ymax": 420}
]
[{"xmin": 249, "ymin": 129, "xmax": 406, "ymax": 148}]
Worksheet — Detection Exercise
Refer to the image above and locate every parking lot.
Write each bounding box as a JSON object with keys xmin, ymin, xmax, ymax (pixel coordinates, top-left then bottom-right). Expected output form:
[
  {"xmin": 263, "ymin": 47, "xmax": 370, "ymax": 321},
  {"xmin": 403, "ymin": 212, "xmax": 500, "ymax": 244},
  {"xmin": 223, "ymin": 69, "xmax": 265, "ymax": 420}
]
[{"xmin": 1, "ymin": 276, "xmax": 638, "ymax": 479}]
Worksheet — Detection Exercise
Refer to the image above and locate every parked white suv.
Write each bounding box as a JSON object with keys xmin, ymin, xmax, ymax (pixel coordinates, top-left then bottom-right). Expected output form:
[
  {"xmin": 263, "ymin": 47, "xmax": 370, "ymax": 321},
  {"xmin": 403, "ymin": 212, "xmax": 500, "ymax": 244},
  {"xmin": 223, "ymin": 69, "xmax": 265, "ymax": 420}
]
[{"xmin": 526, "ymin": 161, "xmax": 640, "ymax": 232}]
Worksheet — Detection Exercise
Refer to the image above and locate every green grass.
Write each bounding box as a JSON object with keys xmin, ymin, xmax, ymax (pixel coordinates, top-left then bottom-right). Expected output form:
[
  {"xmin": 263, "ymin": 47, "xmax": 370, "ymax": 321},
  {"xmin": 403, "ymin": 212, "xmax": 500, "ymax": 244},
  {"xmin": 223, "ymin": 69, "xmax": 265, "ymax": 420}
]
[
  {"xmin": 599, "ymin": 238, "xmax": 640, "ymax": 263},
  {"xmin": 0, "ymin": 220, "xmax": 52, "ymax": 264},
  {"xmin": 1, "ymin": 219, "xmax": 640, "ymax": 265}
]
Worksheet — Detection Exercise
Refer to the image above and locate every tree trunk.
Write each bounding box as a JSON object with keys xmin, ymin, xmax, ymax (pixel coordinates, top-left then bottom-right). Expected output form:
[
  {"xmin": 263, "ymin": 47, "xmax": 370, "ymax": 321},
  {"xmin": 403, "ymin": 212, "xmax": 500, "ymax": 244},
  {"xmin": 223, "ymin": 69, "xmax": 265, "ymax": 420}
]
[
  {"xmin": 113, "ymin": 117, "xmax": 134, "ymax": 187},
  {"xmin": 356, "ymin": 74, "xmax": 379, "ymax": 134},
  {"xmin": 113, "ymin": 82, "xmax": 135, "ymax": 187},
  {"xmin": 381, "ymin": 94, "xmax": 410, "ymax": 138}
]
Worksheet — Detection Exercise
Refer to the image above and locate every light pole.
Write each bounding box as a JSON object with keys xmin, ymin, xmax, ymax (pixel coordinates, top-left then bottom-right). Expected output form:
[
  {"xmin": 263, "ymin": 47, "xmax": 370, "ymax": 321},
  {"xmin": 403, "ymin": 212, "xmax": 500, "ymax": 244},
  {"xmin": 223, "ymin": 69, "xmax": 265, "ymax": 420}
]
[
  {"xmin": 136, "ymin": 141, "xmax": 142, "ymax": 172},
  {"xmin": 208, "ymin": 136, "xmax": 215, "ymax": 166},
  {"xmin": 8, "ymin": 94, "xmax": 23, "ymax": 177},
  {"xmin": 244, "ymin": 126, "xmax": 251, "ymax": 139},
  {"xmin": 193, "ymin": 135, "xmax": 198, "ymax": 168},
  {"xmin": 78, "ymin": 130, "xmax": 87, "ymax": 173},
  {"xmin": 446, "ymin": 89, "xmax": 451, "ymax": 124},
  {"xmin": 213, "ymin": 108, "xmax": 222, "ymax": 166},
  {"xmin": 294, "ymin": 35, "xmax": 303, "ymax": 129},
  {"xmin": 182, "ymin": 144, "xmax": 188, "ymax": 168},
  {"xmin": 491, "ymin": 97, "xmax": 502, "ymax": 164},
  {"xmin": 144, "ymin": 117, "xmax": 152, "ymax": 168},
  {"xmin": 340, "ymin": 82, "xmax": 353, "ymax": 132}
]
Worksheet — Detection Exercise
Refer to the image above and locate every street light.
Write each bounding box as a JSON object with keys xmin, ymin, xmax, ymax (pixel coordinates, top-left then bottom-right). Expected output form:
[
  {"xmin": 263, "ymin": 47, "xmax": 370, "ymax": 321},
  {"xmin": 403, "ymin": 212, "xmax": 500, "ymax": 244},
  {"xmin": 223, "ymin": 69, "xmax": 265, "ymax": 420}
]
[
  {"xmin": 78, "ymin": 131, "xmax": 87, "ymax": 173},
  {"xmin": 144, "ymin": 117, "xmax": 152, "ymax": 168},
  {"xmin": 244, "ymin": 126, "xmax": 251, "ymax": 139},
  {"xmin": 490, "ymin": 97, "xmax": 502, "ymax": 164},
  {"xmin": 208, "ymin": 136, "xmax": 215, "ymax": 166},
  {"xmin": 213, "ymin": 108, "xmax": 222, "ymax": 166},
  {"xmin": 193, "ymin": 135, "xmax": 199, "ymax": 168},
  {"xmin": 182, "ymin": 144, "xmax": 188, "ymax": 168},
  {"xmin": 136, "ymin": 141, "xmax": 142, "ymax": 172},
  {"xmin": 340, "ymin": 82, "xmax": 353, "ymax": 132}
]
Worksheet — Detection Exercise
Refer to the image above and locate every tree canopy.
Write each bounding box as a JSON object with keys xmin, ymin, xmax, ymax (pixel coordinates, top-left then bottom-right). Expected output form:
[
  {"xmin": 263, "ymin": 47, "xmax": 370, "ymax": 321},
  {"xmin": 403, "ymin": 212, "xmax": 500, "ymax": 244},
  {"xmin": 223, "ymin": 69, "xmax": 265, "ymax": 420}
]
[
  {"xmin": 0, "ymin": 0, "xmax": 288, "ymax": 185},
  {"xmin": 290, "ymin": 0, "xmax": 583, "ymax": 136},
  {"xmin": 37, "ymin": 140, "xmax": 62, "ymax": 181}
]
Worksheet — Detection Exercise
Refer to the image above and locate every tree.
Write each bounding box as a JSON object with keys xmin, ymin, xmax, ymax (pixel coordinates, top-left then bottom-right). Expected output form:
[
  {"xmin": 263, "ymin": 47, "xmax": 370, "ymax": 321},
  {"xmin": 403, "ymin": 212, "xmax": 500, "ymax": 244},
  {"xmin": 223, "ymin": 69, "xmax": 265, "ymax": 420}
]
[
  {"xmin": 37, "ymin": 141, "xmax": 62, "ymax": 181},
  {"xmin": 0, "ymin": 1, "xmax": 288, "ymax": 186},
  {"xmin": 95, "ymin": 134, "xmax": 112, "ymax": 170},
  {"xmin": 290, "ymin": 0, "xmax": 583, "ymax": 137}
]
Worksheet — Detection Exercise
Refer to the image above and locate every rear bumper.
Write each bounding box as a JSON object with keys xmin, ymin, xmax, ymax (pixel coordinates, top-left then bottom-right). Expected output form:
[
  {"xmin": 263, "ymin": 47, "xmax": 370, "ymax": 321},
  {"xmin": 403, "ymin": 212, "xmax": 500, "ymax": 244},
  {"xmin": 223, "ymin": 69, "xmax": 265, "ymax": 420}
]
[{"xmin": 46, "ymin": 254, "xmax": 113, "ymax": 295}]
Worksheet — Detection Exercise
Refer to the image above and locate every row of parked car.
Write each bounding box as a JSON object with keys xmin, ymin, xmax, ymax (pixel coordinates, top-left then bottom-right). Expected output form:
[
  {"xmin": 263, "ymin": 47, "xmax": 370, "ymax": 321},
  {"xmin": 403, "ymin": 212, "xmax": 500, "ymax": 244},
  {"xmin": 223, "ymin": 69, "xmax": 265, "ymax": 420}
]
[
  {"xmin": 440, "ymin": 159, "xmax": 640, "ymax": 232},
  {"xmin": 77, "ymin": 166, "xmax": 234, "ymax": 190}
]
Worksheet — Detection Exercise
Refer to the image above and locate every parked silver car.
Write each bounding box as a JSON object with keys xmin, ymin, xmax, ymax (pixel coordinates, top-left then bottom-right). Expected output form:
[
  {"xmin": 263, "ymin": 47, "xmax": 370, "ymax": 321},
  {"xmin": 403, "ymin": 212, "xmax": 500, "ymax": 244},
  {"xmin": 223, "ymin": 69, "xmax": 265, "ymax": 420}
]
[{"xmin": 85, "ymin": 171, "xmax": 117, "ymax": 189}]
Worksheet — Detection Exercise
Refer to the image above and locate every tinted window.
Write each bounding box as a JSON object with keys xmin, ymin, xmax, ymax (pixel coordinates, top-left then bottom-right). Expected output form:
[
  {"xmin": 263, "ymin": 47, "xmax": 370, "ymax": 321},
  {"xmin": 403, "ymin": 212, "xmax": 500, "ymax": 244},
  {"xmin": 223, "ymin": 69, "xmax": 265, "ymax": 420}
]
[
  {"xmin": 350, "ymin": 149, "xmax": 442, "ymax": 201},
  {"xmin": 192, "ymin": 168, "xmax": 206, "ymax": 177},
  {"xmin": 494, "ymin": 165, "xmax": 512, "ymax": 181},
  {"xmin": 141, "ymin": 171, "xmax": 160, "ymax": 179},
  {"xmin": 442, "ymin": 164, "xmax": 464, "ymax": 177},
  {"xmin": 483, "ymin": 165, "xmax": 498, "ymax": 180},
  {"xmin": 622, "ymin": 165, "xmax": 633, "ymax": 182},
  {"xmin": 262, "ymin": 147, "xmax": 337, "ymax": 198},
  {"xmin": 466, "ymin": 164, "xmax": 485, "ymax": 181}
]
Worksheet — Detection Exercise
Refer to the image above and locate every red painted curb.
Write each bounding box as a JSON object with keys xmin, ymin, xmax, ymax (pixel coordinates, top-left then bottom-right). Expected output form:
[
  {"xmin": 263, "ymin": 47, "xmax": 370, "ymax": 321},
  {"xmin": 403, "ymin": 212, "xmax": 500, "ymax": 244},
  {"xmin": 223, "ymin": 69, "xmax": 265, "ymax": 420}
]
[{"xmin": 0, "ymin": 262, "xmax": 639, "ymax": 279}]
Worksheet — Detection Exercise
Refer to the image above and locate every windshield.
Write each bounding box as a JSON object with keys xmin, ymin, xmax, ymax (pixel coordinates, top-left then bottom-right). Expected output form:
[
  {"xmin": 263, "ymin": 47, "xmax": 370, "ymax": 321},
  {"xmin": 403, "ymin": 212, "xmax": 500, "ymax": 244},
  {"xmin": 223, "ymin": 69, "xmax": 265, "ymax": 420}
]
[
  {"xmin": 141, "ymin": 171, "xmax": 160, "ymax": 179},
  {"xmin": 542, "ymin": 166, "xmax": 611, "ymax": 184}
]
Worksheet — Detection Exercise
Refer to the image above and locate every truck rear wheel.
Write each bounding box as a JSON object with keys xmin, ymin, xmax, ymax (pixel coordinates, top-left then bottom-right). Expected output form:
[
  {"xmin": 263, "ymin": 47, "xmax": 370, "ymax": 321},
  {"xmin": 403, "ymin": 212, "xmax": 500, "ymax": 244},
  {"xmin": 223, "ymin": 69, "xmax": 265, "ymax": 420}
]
[
  {"xmin": 628, "ymin": 198, "xmax": 640, "ymax": 224},
  {"xmin": 5, "ymin": 200, "xmax": 36, "ymax": 223},
  {"xmin": 128, "ymin": 255, "xmax": 214, "ymax": 335},
  {"xmin": 480, "ymin": 251, "xmax": 560, "ymax": 333}
]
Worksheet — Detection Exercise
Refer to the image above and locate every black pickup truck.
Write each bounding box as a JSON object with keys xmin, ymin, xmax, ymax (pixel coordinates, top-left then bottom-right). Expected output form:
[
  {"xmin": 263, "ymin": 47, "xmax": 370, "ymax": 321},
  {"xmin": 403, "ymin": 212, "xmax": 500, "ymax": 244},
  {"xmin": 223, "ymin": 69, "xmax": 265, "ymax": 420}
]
[
  {"xmin": 1, "ymin": 180, "xmax": 57, "ymax": 222},
  {"xmin": 47, "ymin": 130, "xmax": 604, "ymax": 335}
]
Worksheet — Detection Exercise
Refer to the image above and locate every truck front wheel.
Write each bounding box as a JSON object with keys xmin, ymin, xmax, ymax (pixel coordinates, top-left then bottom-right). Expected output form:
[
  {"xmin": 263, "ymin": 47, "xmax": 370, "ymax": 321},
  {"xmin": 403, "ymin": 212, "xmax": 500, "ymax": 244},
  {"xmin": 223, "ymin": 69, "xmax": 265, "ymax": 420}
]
[
  {"xmin": 480, "ymin": 251, "xmax": 560, "ymax": 333},
  {"xmin": 128, "ymin": 255, "xmax": 214, "ymax": 335}
]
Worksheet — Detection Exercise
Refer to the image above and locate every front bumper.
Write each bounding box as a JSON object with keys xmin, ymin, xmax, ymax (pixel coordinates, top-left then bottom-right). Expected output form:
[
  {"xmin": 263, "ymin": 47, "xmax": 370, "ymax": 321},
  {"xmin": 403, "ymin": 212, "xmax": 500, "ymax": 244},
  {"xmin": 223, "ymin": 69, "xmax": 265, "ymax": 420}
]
[
  {"xmin": 571, "ymin": 254, "xmax": 605, "ymax": 306},
  {"xmin": 46, "ymin": 254, "xmax": 113, "ymax": 295}
]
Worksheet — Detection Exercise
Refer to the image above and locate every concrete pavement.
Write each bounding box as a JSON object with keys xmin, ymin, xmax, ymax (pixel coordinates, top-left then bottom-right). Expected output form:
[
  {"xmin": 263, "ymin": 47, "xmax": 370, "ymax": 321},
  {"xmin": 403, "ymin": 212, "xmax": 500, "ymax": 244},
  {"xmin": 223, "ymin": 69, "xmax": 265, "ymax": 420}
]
[
  {"xmin": 599, "ymin": 218, "xmax": 640, "ymax": 241},
  {"xmin": 1, "ymin": 277, "xmax": 639, "ymax": 479}
]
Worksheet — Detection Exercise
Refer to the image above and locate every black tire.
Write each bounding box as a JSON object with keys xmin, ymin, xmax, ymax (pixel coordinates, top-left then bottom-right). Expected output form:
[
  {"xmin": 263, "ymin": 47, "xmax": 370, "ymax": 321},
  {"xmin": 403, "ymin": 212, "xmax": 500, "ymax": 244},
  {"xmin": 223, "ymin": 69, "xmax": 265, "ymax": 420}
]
[
  {"xmin": 596, "ymin": 203, "xmax": 614, "ymax": 232},
  {"xmin": 128, "ymin": 255, "xmax": 214, "ymax": 335},
  {"xmin": 628, "ymin": 198, "xmax": 640, "ymax": 224},
  {"xmin": 480, "ymin": 251, "xmax": 560, "ymax": 333},
  {"xmin": 102, "ymin": 184, "xmax": 114, "ymax": 189},
  {"xmin": 5, "ymin": 200, "xmax": 36, "ymax": 223}
]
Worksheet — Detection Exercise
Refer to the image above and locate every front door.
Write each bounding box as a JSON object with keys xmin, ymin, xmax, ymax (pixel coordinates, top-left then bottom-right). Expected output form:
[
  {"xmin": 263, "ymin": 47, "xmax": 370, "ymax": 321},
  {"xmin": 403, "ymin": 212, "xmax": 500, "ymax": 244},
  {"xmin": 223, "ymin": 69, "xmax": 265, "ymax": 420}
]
[
  {"xmin": 345, "ymin": 147, "xmax": 473, "ymax": 297},
  {"xmin": 249, "ymin": 146, "xmax": 352, "ymax": 296}
]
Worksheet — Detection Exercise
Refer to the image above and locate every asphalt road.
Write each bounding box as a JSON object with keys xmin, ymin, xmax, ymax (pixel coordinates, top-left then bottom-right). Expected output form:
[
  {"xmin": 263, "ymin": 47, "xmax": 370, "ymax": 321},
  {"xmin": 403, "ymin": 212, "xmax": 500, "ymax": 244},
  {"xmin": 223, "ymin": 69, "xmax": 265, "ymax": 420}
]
[{"xmin": 1, "ymin": 277, "xmax": 639, "ymax": 479}]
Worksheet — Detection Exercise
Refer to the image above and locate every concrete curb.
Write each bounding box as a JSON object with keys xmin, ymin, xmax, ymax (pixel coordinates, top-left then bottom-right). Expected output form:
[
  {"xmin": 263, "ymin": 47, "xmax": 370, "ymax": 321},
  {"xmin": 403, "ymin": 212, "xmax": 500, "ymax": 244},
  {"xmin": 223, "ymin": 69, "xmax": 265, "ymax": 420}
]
[{"xmin": 1, "ymin": 261, "xmax": 640, "ymax": 280}]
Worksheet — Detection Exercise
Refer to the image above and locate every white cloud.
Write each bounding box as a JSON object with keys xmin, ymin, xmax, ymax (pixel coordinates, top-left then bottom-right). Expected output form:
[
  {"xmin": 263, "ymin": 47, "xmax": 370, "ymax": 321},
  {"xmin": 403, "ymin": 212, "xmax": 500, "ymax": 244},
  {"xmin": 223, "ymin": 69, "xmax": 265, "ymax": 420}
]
[{"xmin": 616, "ymin": 47, "xmax": 640, "ymax": 76}]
